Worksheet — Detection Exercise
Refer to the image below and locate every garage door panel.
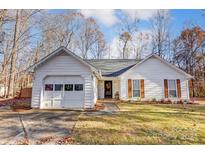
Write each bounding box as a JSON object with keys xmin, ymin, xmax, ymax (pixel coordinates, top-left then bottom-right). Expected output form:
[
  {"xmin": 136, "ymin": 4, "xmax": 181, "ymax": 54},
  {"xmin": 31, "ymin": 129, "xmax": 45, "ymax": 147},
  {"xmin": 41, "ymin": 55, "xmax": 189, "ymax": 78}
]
[
  {"xmin": 64, "ymin": 92, "xmax": 84, "ymax": 99},
  {"xmin": 62, "ymin": 100, "xmax": 84, "ymax": 108},
  {"xmin": 53, "ymin": 100, "xmax": 62, "ymax": 108},
  {"xmin": 43, "ymin": 100, "xmax": 53, "ymax": 108},
  {"xmin": 44, "ymin": 92, "xmax": 53, "ymax": 100},
  {"xmin": 44, "ymin": 76, "xmax": 84, "ymax": 84},
  {"xmin": 53, "ymin": 92, "xmax": 63, "ymax": 99},
  {"xmin": 42, "ymin": 75, "xmax": 84, "ymax": 109}
]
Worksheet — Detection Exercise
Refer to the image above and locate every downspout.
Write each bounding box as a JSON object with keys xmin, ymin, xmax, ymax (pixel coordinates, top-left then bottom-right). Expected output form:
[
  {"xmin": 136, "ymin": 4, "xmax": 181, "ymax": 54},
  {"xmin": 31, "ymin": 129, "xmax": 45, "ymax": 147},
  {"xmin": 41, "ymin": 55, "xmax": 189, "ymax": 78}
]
[
  {"xmin": 93, "ymin": 69, "xmax": 102, "ymax": 80},
  {"xmin": 99, "ymin": 70, "xmax": 102, "ymax": 79}
]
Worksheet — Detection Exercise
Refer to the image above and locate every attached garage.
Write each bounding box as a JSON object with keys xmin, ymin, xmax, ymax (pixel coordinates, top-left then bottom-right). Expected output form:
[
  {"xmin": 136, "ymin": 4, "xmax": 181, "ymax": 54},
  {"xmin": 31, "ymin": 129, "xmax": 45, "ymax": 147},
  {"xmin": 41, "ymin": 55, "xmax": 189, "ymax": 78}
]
[
  {"xmin": 42, "ymin": 76, "xmax": 84, "ymax": 109},
  {"xmin": 31, "ymin": 47, "xmax": 98, "ymax": 109}
]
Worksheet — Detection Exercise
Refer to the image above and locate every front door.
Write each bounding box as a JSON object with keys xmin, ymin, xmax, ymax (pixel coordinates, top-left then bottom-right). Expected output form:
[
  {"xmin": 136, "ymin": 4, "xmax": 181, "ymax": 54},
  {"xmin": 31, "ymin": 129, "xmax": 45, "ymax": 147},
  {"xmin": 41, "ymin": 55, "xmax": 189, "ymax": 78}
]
[{"xmin": 104, "ymin": 81, "xmax": 112, "ymax": 98}]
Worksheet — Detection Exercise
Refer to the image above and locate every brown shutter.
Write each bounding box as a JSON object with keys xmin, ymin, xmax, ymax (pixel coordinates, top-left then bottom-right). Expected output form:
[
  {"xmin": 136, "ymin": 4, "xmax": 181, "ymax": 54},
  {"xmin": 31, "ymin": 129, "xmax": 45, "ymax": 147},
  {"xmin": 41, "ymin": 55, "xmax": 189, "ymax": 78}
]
[
  {"xmin": 140, "ymin": 79, "xmax": 145, "ymax": 98},
  {"xmin": 128, "ymin": 79, "xmax": 132, "ymax": 98},
  {"xmin": 164, "ymin": 79, "xmax": 168, "ymax": 98},
  {"xmin": 176, "ymin": 79, "xmax": 181, "ymax": 98}
]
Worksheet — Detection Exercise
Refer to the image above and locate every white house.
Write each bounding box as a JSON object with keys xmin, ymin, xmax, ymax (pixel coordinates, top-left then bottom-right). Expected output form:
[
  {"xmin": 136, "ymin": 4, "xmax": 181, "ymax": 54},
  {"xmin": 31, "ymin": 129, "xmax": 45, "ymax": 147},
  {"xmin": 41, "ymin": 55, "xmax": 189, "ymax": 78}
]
[{"xmin": 30, "ymin": 46, "xmax": 192, "ymax": 109}]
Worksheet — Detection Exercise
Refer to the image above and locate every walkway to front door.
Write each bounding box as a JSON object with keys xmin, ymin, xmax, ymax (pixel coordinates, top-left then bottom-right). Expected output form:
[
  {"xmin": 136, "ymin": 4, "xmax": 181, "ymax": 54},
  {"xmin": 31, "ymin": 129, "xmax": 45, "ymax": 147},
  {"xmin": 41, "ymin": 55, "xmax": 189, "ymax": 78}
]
[
  {"xmin": 104, "ymin": 81, "xmax": 112, "ymax": 98},
  {"xmin": 102, "ymin": 102, "xmax": 119, "ymax": 112}
]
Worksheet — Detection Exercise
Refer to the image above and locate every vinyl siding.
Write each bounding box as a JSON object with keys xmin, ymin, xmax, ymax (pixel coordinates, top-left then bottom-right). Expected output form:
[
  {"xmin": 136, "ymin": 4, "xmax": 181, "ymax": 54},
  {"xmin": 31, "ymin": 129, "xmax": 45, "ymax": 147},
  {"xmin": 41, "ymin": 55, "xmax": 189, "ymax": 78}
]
[
  {"xmin": 98, "ymin": 80, "xmax": 104, "ymax": 99},
  {"xmin": 120, "ymin": 57, "xmax": 190, "ymax": 100},
  {"xmin": 113, "ymin": 79, "xmax": 120, "ymax": 98},
  {"xmin": 93, "ymin": 76, "xmax": 98, "ymax": 104},
  {"xmin": 31, "ymin": 51, "xmax": 95, "ymax": 108}
]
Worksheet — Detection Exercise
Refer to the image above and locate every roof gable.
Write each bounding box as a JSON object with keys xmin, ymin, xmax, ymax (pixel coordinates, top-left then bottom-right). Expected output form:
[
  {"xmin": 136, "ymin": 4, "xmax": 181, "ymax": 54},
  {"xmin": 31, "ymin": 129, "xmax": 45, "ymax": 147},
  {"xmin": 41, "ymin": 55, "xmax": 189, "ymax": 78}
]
[
  {"xmin": 30, "ymin": 46, "xmax": 98, "ymax": 71},
  {"xmin": 120, "ymin": 54, "xmax": 193, "ymax": 79}
]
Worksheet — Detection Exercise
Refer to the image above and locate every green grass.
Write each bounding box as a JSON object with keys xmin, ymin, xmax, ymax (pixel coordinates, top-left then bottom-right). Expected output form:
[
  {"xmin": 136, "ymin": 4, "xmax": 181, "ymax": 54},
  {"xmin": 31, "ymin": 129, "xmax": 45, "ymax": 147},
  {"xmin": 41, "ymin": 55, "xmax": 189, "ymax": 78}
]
[{"xmin": 72, "ymin": 103, "xmax": 205, "ymax": 144}]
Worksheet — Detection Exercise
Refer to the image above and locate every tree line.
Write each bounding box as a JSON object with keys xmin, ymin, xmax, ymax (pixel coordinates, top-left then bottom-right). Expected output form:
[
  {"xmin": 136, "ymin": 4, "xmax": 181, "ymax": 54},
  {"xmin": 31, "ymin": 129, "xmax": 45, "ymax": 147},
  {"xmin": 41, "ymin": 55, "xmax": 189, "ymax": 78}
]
[{"xmin": 0, "ymin": 9, "xmax": 204, "ymax": 98}]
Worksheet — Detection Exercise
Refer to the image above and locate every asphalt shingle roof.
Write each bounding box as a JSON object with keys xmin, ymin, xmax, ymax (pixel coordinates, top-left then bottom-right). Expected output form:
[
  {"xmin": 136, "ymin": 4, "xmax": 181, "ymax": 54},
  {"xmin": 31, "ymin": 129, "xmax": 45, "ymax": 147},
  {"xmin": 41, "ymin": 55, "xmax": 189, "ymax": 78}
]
[{"xmin": 86, "ymin": 59, "xmax": 141, "ymax": 77}]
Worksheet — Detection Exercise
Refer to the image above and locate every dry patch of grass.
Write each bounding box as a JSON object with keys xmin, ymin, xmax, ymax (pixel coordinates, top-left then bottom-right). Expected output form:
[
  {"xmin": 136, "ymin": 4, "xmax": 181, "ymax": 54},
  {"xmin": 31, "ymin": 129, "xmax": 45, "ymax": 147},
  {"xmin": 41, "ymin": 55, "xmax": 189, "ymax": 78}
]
[{"xmin": 72, "ymin": 103, "xmax": 205, "ymax": 144}]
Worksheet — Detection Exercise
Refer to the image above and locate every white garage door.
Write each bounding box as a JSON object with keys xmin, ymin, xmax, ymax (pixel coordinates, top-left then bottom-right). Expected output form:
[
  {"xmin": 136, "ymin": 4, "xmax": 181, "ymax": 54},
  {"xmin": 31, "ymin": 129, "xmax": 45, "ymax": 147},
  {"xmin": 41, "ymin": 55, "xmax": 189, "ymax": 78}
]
[{"xmin": 42, "ymin": 76, "xmax": 84, "ymax": 109}]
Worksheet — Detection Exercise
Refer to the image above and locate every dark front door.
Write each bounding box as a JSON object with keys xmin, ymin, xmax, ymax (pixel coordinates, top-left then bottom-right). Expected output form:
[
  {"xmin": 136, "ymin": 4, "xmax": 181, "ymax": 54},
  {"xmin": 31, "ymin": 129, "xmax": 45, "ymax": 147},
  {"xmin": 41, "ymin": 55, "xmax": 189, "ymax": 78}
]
[{"xmin": 104, "ymin": 81, "xmax": 112, "ymax": 98}]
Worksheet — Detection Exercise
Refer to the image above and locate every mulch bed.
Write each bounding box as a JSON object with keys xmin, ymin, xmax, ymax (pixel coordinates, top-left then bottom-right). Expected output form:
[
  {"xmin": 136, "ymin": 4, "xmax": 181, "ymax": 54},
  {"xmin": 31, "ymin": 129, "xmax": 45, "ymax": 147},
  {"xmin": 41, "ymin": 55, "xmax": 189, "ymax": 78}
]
[
  {"xmin": 11, "ymin": 107, "xmax": 32, "ymax": 112},
  {"xmin": 55, "ymin": 136, "xmax": 75, "ymax": 145},
  {"xmin": 36, "ymin": 136, "xmax": 75, "ymax": 145},
  {"xmin": 119, "ymin": 100, "xmax": 196, "ymax": 105},
  {"xmin": 36, "ymin": 136, "xmax": 55, "ymax": 145},
  {"xmin": 16, "ymin": 139, "xmax": 29, "ymax": 145}
]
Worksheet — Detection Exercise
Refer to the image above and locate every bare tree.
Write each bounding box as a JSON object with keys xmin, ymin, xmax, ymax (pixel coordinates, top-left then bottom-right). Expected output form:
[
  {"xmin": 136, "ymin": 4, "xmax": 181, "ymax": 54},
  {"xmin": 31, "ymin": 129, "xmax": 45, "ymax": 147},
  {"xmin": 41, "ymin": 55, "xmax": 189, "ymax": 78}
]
[
  {"xmin": 77, "ymin": 17, "xmax": 106, "ymax": 59},
  {"xmin": 118, "ymin": 11, "xmax": 139, "ymax": 59},
  {"xmin": 0, "ymin": 9, "xmax": 107, "ymax": 98},
  {"xmin": 38, "ymin": 11, "xmax": 85, "ymax": 56},
  {"xmin": 0, "ymin": 10, "xmax": 42, "ymax": 97},
  {"xmin": 91, "ymin": 31, "xmax": 107, "ymax": 59},
  {"xmin": 131, "ymin": 32, "xmax": 150, "ymax": 59},
  {"xmin": 150, "ymin": 10, "xmax": 171, "ymax": 58},
  {"xmin": 0, "ymin": 10, "xmax": 9, "ymax": 53},
  {"xmin": 7, "ymin": 10, "xmax": 21, "ymax": 97}
]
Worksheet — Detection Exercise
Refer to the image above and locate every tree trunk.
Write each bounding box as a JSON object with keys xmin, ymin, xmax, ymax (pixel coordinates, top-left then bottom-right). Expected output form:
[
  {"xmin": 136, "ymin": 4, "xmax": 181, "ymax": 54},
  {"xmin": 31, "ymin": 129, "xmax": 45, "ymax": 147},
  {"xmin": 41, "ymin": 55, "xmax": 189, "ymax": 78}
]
[
  {"xmin": 122, "ymin": 40, "xmax": 128, "ymax": 59},
  {"xmin": 7, "ymin": 10, "xmax": 20, "ymax": 98},
  {"xmin": 3, "ymin": 63, "xmax": 8, "ymax": 98},
  {"xmin": 192, "ymin": 79, "xmax": 195, "ymax": 97}
]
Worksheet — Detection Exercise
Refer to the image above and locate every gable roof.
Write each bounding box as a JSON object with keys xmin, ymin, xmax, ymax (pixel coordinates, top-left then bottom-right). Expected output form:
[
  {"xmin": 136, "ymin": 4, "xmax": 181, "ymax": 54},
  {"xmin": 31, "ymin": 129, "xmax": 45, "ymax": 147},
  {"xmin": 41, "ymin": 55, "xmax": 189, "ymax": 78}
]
[
  {"xmin": 119, "ymin": 54, "xmax": 193, "ymax": 79},
  {"xmin": 29, "ymin": 46, "xmax": 98, "ymax": 72},
  {"xmin": 29, "ymin": 46, "xmax": 192, "ymax": 79},
  {"xmin": 86, "ymin": 59, "xmax": 141, "ymax": 77}
]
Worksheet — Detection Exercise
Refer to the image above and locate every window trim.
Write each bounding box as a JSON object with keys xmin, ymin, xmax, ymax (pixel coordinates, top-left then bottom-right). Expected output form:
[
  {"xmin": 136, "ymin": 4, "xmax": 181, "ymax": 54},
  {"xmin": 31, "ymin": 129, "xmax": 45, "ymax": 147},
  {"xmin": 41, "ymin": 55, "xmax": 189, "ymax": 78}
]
[
  {"xmin": 74, "ymin": 84, "xmax": 83, "ymax": 91},
  {"xmin": 132, "ymin": 79, "xmax": 141, "ymax": 98},
  {"xmin": 54, "ymin": 84, "xmax": 64, "ymax": 91},
  {"xmin": 45, "ymin": 84, "xmax": 54, "ymax": 91},
  {"xmin": 168, "ymin": 79, "xmax": 178, "ymax": 98},
  {"xmin": 64, "ymin": 84, "xmax": 74, "ymax": 91},
  {"xmin": 44, "ymin": 83, "xmax": 84, "ymax": 92}
]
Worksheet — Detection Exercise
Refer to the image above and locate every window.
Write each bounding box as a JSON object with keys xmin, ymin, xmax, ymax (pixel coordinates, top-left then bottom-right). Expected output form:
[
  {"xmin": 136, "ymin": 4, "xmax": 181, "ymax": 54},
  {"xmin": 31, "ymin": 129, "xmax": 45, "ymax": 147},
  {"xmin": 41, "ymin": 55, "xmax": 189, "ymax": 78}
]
[
  {"xmin": 168, "ymin": 80, "xmax": 177, "ymax": 98},
  {"xmin": 54, "ymin": 84, "xmax": 63, "ymax": 91},
  {"xmin": 65, "ymin": 84, "xmax": 73, "ymax": 91},
  {"xmin": 45, "ymin": 84, "xmax": 53, "ymax": 91},
  {"xmin": 75, "ymin": 84, "xmax": 83, "ymax": 91},
  {"xmin": 133, "ymin": 80, "xmax": 140, "ymax": 97}
]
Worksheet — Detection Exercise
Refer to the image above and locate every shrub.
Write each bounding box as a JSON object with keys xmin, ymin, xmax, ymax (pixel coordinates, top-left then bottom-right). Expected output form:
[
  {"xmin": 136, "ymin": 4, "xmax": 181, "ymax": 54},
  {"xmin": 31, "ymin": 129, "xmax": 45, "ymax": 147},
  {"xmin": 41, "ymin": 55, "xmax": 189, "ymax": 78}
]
[
  {"xmin": 177, "ymin": 99, "xmax": 184, "ymax": 104},
  {"xmin": 114, "ymin": 91, "xmax": 119, "ymax": 100},
  {"xmin": 135, "ymin": 97, "xmax": 141, "ymax": 102},
  {"xmin": 160, "ymin": 98, "xmax": 165, "ymax": 104},
  {"xmin": 151, "ymin": 98, "xmax": 157, "ymax": 103},
  {"xmin": 167, "ymin": 99, "xmax": 172, "ymax": 104},
  {"xmin": 10, "ymin": 101, "xmax": 31, "ymax": 111}
]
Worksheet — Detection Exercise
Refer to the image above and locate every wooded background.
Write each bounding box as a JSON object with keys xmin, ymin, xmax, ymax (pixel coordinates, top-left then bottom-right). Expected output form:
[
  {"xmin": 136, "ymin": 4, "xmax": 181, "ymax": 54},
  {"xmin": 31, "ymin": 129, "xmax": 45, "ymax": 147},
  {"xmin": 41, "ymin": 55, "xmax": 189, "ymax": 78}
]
[{"xmin": 0, "ymin": 10, "xmax": 204, "ymax": 98}]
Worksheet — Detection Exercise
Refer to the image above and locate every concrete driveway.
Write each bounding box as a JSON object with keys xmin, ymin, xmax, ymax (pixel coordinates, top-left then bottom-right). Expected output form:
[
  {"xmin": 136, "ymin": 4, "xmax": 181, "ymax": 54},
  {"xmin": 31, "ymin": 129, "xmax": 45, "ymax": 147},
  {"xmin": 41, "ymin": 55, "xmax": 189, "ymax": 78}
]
[{"xmin": 0, "ymin": 107, "xmax": 81, "ymax": 145}]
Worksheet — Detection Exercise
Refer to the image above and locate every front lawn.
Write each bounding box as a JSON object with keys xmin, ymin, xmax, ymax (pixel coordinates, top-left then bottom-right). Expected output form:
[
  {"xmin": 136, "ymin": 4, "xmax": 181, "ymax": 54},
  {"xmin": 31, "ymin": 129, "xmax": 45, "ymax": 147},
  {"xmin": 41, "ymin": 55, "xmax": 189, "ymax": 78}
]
[{"xmin": 72, "ymin": 103, "xmax": 205, "ymax": 144}]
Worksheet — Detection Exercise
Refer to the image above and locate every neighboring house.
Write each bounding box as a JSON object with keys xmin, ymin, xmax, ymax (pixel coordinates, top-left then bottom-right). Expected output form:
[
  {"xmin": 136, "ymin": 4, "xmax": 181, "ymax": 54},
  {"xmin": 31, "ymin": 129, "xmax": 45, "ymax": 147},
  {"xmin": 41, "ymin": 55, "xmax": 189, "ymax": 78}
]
[{"xmin": 30, "ymin": 46, "xmax": 192, "ymax": 109}]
